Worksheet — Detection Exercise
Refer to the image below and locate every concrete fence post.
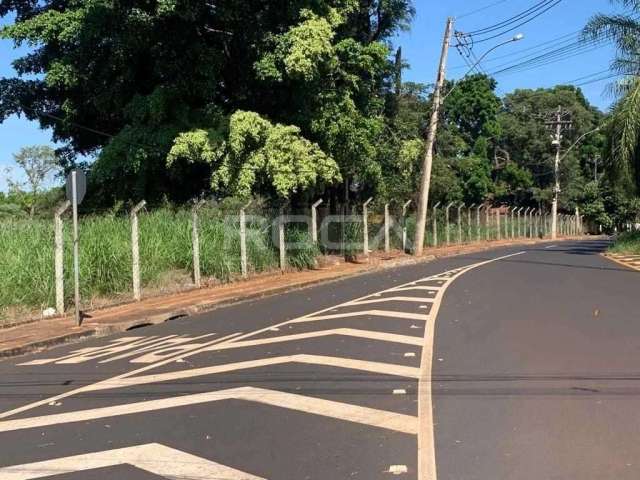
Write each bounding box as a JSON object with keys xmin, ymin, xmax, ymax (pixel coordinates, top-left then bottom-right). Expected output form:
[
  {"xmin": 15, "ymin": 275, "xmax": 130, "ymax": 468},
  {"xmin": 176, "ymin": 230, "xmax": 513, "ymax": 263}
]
[
  {"xmin": 510, "ymin": 207, "xmax": 515, "ymax": 239},
  {"xmin": 384, "ymin": 203, "xmax": 391, "ymax": 253},
  {"xmin": 433, "ymin": 202, "xmax": 441, "ymax": 247},
  {"xmin": 504, "ymin": 207, "xmax": 510, "ymax": 240},
  {"xmin": 496, "ymin": 207, "xmax": 501, "ymax": 241},
  {"xmin": 311, "ymin": 199, "xmax": 323, "ymax": 244},
  {"xmin": 191, "ymin": 199, "xmax": 206, "ymax": 288},
  {"xmin": 529, "ymin": 209, "xmax": 535, "ymax": 238},
  {"xmin": 485, "ymin": 206, "xmax": 491, "ymax": 240},
  {"xmin": 476, "ymin": 205, "xmax": 483, "ymax": 242},
  {"xmin": 516, "ymin": 208, "xmax": 522, "ymax": 238},
  {"xmin": 445, "ymin": 202, "xmax": 455, "ymax": 245},
  {"xmin": 54, "ymin": 201, "xmax": 71, "ymax": 315},
  {"xmin": 240, "ymin": 207, "xmax": 248, "ymax": 278},
  {"xmin": 457, "ymin": 203, "xmax": 464, "ymax": 244},
  {"xmin": 130, "ymin": 200, "xmax": 147, "ymax": 301},
  {"xmin": 402, "ymin": 200, "xmax": 412, "ymax": 253},
  {"xmin": 524, "ymin": 208, "xmax": 531, "ymax": 238},
  {"xmin": 363, "ymin": 197, "xmax": 373, "ymax": 255},
  {"xmin": 279, "ymin": 208, "xmax": 286, "ymax": 271},
  {"xmin": 468, "ymin": 204, "xmax": 475, "ymax": 243}
]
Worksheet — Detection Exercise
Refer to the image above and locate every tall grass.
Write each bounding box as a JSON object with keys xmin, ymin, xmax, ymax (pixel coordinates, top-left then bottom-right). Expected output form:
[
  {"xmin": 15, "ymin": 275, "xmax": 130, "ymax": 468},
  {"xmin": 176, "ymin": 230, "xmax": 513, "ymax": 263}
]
[
  {"xmin": 609, "ymin": 231, "xmax": 640, "ymax": 255},
  {"xmin": 0, "ymin": 208, "xmax": 317, "ymax": 317}
]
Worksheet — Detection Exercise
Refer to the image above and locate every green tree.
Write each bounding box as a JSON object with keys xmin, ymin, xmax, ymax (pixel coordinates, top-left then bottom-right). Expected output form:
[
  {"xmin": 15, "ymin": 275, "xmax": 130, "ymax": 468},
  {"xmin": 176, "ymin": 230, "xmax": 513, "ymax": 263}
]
[
  {"xmin": 12, "ymin": 145, "xmax": 59, "ymax": 216},
  {"xmin": 497, "ymin": 86, "xmax": 605, "ymax": 209},
  {"xmin": 0, "ymin": 0, "xmax": 414, "ymax": 205},
  {"xmin": 584, "ymin": 1, "xmax": 640, "ymax": 192}
]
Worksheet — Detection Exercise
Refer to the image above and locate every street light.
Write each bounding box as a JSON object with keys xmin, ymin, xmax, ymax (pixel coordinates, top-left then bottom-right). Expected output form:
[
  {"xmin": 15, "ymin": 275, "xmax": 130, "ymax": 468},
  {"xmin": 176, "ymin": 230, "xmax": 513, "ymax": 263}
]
[{"xmin": 443, "ymin": 33, "xmax": 525, "ymax": 101}]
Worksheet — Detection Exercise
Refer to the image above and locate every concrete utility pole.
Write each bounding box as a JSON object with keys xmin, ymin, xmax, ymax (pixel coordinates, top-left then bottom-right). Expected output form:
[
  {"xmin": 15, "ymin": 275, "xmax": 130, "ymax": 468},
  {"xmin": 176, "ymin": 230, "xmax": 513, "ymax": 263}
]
[
  {"xmin": 545, "ymin": 106, "xmax": 572, "ymax": 240},
  {"xmin": 413, "ymin": 17, "xmax": 454, "ymax": 256}
]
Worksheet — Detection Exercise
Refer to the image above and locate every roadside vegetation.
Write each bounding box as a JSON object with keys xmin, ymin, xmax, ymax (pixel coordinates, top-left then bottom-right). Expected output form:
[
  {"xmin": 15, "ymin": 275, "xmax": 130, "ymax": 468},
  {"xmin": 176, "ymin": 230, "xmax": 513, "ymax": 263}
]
[
  {"xmin": 0, "ymin": 208, "xmax": 318, "ymax": 321},
  {"xmin": 609, "ymin": 231, "xmax": 640, "ymax": 255}
]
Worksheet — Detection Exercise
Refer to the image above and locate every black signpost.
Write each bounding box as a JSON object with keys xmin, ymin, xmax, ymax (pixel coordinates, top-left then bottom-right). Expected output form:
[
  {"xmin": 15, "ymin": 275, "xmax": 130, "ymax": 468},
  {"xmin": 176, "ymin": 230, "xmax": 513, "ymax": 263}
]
[{"xmin": 66, "ymin": 170, "xmax": 87, "ymax": 326}]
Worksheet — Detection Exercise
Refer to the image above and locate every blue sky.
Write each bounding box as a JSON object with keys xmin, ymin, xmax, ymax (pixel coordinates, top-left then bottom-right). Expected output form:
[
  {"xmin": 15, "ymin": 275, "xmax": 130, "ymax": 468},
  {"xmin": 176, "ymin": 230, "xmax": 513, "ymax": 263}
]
[{"xmin": 0, "ymin": 0, "xmax": 623, "ymax": 190}]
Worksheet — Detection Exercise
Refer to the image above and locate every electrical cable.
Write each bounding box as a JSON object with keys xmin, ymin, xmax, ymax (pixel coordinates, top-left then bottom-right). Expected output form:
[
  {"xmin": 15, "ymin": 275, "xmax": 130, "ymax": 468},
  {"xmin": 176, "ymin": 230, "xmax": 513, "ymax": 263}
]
[
  {"xmin": 455, "ymin": 0, "xmax": 510, "ymax": 20},
  {"xmin": 471, "ymin": 0, "xmax": 563, "ymax": 44},
  {"xmin": 466, "ymin": 0, "xmax": 556, "ymax": 36}
]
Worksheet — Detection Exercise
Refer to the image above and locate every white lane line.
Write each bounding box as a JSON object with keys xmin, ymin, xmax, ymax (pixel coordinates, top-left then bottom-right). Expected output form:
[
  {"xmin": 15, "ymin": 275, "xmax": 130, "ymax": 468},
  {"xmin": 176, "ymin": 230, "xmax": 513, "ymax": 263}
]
[
  {"xmin": 0, "ymin": 387, "xmax": 418, "ymax": 435},
  {"xmin": 416, "ymin": 251, "xmax": 526, "ymax": 480},
  {"xmin": 0, "ymin": 442, "xmax": 265, "ymax": 480},
  {"xmin": 294, "ymin": 310, "xmax": 429, "ymax": 323},
  {"xmin": 205, "ymin": 328, "xmax": 424, "ymax": 351},
  {"xmin": 345, "ymin": 296, "xmax": 434, "ymax": 306},
  {"xmin": 545, "ymin": 244, "xmax": 558, "ymax": 249},
  {"xmin": 74, "ymin": 354, "xmax": 421, "ymax": 393}
]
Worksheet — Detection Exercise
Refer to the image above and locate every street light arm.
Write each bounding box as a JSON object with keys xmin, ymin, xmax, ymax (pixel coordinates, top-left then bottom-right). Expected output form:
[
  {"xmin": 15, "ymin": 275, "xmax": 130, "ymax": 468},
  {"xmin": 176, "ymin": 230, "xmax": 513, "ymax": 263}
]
[
  {"xmin": 559, "ymin": 125, "xmax": 603, "ymax": 163},
  {"xmin": 443, "ymin": 34, "xmax": 524, "ymax": 101}
]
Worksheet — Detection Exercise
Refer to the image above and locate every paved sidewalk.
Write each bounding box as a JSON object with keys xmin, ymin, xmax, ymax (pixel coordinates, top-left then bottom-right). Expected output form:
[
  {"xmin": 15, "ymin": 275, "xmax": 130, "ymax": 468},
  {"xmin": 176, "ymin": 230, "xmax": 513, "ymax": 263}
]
[{"xmin": 0, "ymin": 236, "xmax": 591, "ymax": 358}]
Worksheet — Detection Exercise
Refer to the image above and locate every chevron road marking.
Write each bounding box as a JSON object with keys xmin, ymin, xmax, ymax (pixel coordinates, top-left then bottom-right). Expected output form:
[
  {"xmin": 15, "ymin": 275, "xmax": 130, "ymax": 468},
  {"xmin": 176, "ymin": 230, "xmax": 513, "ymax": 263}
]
[
  {"xmin": 293, "ymin": 310, "xmax": 430, "ymax": 323},
  {"xmin": 0, "ymin": 386, "xmax": 418, "ymax": 435},
  {"xmin": 388, "ymin": 286, "xmax": 440, "ymax": 292},
  {"xmin": 0, "ymin": 332, "xmax": 244, "ymax": 421},
  {"xmin": 57, "ymin": 354, "xmax": 421, "ymax": 393},
  {"xmin": 206, "ymin": 328, "xmax": 425, "ymax": 351},
  {"xmin": 0, "ymin": 442, "xmax": 265, "ymax": 480},
  {"xmin": 345, "ymin": 296, "xmax": 434, "ymax": 306},
  {"xmin": 3, "ymin": 250, "xmax": 526, "ymax": 480}
]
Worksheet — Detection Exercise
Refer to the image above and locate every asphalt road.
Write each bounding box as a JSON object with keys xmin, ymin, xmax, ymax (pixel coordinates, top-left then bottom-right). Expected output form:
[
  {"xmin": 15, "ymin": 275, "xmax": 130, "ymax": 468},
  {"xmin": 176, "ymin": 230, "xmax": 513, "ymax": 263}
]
[{"xmin": 0, "ymin": 238, "xmax": 638, "ymax": 479}]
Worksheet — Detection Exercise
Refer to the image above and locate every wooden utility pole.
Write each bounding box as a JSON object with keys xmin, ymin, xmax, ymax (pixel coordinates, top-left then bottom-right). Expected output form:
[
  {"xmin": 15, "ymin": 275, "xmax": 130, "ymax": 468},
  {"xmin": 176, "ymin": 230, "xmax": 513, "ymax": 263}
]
[{"xmin": 413, "ymin": 17, "xmax": 454, "ymax": 256}]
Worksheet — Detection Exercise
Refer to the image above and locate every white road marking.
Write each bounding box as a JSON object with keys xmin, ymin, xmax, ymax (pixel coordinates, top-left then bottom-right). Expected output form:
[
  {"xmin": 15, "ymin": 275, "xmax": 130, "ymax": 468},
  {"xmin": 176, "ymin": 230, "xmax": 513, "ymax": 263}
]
[
  {"xmin": 0, "ymin": 442, "xmax": 264, "ymax": 480},
  {"xmin": 345, "ymin": 296, "xmax": 433, "ymax": 306},
  {"xmin": 6, "ymin": 251, "xmax": 526, "ymax": 480},
  {"xmin": 73, "ymin": 354, "xmax": 421, "ymax": 393},
  {"xmin": 389, "ymin": 286, "xmax": 440, "ymax": 293},
  {"xmin": 416, "ymin": 251, "xmax": 526, "ymax": 480},
  {"xmin": 388, "ymin": 465, "xmax": 408, "ymax": 475},
  {"xmin": 545, "ymin": 244, "xmax": 558, "ymax": 249},
  {"xmin": 18, "ymin": 336, "xmax": 157, "ymax": 365},
  {"xmin": 0, "ymin": 387, "xmax": 417, "ymax": 435},
  {"xmin": 0, "ymin": 332, "xmax": 243, "ymax": 421},
  {"xmin": 204, "ymin": 328, "xmax": 424, "ymax": 351},
  {"xmin": 392, "ymin": 389, "xmax": 407, "ymax": 395},
  {"xmin": 294, "ymin": 310, "xmax": 429, "ymax": 323}
]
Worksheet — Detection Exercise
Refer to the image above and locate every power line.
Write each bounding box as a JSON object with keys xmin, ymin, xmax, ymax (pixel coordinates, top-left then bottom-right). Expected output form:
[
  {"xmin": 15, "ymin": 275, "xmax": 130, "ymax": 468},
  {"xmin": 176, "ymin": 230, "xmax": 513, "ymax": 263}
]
[
  {"xmin": 450, "ymin": 30, "xmax": 582, "ymax": 70},
  {"xmin": 471, "ymin": 0, "xmax": 563, "ymax": 44},
  {"xmin": 488, "ymin": 36, "xmax": 611, "ymax": 77},
  {"xmin": 574, "ymin": 72, "xmax": 624, "ymax": 87},
  {"xmin": 486, "ymin": 34, "xmax": 604, "ymax": 73},
  {"xmin": 455, "ymin": 0, "xmax": 510, "ymax": 20},
  {"xmin": 466, "ymin": 0, "xmax": 557, "ymax": 36},
  {"xmin": 565, "ymin": 69, "xmax": 613, "ymax": 84}
]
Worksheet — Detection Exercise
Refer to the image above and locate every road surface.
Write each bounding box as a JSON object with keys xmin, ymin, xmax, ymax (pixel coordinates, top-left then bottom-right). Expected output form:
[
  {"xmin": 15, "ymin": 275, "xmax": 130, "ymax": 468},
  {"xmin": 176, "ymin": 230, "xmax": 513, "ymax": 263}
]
[{"xmin": 0, "ymin": 238, "xmax": 638, "ymax": 479}]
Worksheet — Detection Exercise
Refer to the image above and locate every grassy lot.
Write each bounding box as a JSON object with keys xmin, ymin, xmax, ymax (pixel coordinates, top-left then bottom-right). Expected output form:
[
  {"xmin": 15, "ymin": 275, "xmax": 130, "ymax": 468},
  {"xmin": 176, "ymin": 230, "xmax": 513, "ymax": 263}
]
[
  {"xmin": 0, "ymin": 208, "xmax": 317, "ymax": 320},
  {"xmin": 609, "ymin": 231, "xmax": 640, "ymax": 255}
]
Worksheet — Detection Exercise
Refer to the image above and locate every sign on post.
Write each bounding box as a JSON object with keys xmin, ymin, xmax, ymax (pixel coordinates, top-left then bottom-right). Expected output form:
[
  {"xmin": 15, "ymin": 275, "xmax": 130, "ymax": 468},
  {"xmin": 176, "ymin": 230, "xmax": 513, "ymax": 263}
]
[{"xmin": 65, "ymin": 169, "xmax": 87, "ymax": 326}]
